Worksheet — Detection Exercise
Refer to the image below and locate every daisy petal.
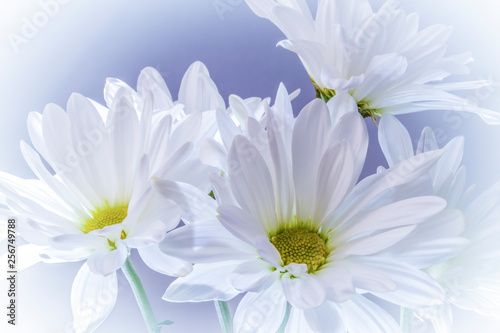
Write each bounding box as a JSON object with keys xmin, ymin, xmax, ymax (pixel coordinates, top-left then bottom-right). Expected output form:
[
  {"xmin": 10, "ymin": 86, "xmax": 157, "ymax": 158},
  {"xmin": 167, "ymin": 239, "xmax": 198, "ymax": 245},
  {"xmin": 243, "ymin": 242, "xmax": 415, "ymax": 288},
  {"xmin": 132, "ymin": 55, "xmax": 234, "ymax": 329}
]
[
  {"xmin": 279, "ymin": 39, "xmax": 326, "ymax": 87},
  {"xmin": 87, "ymin": 242, "xmax": 127, "ymax": 276},
  {"xmin": 383, "ymin": 210, "xmax": 468, "ymax": 268},
  {"xmin": 216, "ymin": 109, "xmax": 241, "ymax": 150},
  {"xmin": 340, "ymin": 294, "xmax": 400, "ymax": 333},
  {"xmin": 163, "ymin": 262, "xmax": 240, "ymax": 302},
  {"xmin": 124, "ymin": 218, "xmax": 170, "ymax": 248},
  {"xmin": 50, "ymin": 233, "xmax": 104, "ymax": 251},
  {"xmin": 229, "ymin": 94, "xmax": 256, "ymax": 126},
  {"xmin": 104, "ymin": 78, "xmax": 137, "ymax": 108},
  {"xmin": 154, "ymin": 179, "xmax": 216, "ymax": 223},
  {"xmin": 333, "ymin": 259, "xmax": 397, "ymax": 293},
  {"xmin": 335, "ymin": 225, "xmax": 417, "ymax": 256},
  {"xmin": 108, "ymin": 89, "xmax": 142, "ymax": 202},
  {"xmin": 178, "ymin": 61, "xmax": 224, "ymax": 114},
  {"xmin": 138, "ymin": 244, "xmax": 192, "ymax": 277},
  {"xmin": 353, "ymin": 53, "xmax": 408, "ymax": 101},
  {"xmin": 40, "ymin": 246, "xmax": 93, "ymax": 263},
  {"xmin": 417, "ymin": 126, "xmax": 438, "ymax": 154},
  {"xmin": 67, "ymin": 93, "xmax": 114, "ymax": 200},
  {"xmin": 137, "ymin": 67, "xmax": 173, "ymax": 110},
  {"xmin": 233, "ymin": 281, "xmax": 288, "ymax": 333},
  {"xmin": 322, "ymin": 65, "xmax": 365, "ymax": 91},
  {"xmin": 169, "ymin": 157, "xmax": 218, "ymax": 190},
  {"xmin": 217, "ymin": 204, "xmax": 267, "ymax": 245},
  {"xmin": 433, "ymin": 136, "xmax": 464, "ymax": 191},
  {"xmin": 326, "ymin": 92, "xmax": 358, "ymax": 127},
  {"xmin": 209, "ymin": 172, "xmax": 238, "ymax": 206},
  {"xmin": 335, "ymin": 196, "xmax": 446, "ymax": 243},
  {"xmin": 147, "ymin": 114, "xmax": 172, "ymax": 174},
  {"xmin": 328, "ymin": 111, "xmax": 368, "ymax": 183},
  {"xmin": 160, "ymin": 219, "xmax": 254, "ymax": 263},
  {"xmin": 292, "ymin": 99, "xmax": 331, "ymax": 222},
  {"xmin": 26, "ymin": 111, "xmax": 49, "ymax": 161},
  {"xmin": 168, "ymin": 112, "xmax": 202, "ymax": 156},
  {"xmin": 273, "ymin": 83, "xmax": 294, "ymax": 146},
  {"xmin": 285, "ymin": 307, "xmax": 316, "ymax": 333},
  {"xmin": 273, "ymin": 5, "xmax": 315, "ymax": 40},
  {"xmin": 41, "ymin": 103, "xmax": 101, "ymax": 207},
  {"xmin": 228, "ymin": 259, "xmax": 277, "ymax": 293},
  {"xmin": 228, "ymin": 135, "xmax": 277, "ymax": 231},
  {"xmin": 71, "ymin": 264, "xmax": 118, "ymax": 333},
  {"xmin": 334, "ymin": 149, "xmax": 444, "ymax": 225},
  {"xmin": 315, "ymin": 265, "xmax": 355, "ymax": 302},
  {"xmin": 303, "ymin": 301, "xmax": 345, "ymax": 333},
  {"xmin": 313, "ymin": 140, "xmax": 354, "ymax": 225},
  {"xmin": 378, "ymin": 114, "xmax": 414, "ymax": 167},
  {"xmin": 255, "ymin": 234, "xmax": 284, "ymax": 268},
  {"xmin": 20, "ymin": 141, "xmax": 85, "ymax": 216},
  {"xmin": 153, "ymin": 142, "xmax": 193, "ymax": 179},
  {"xmin": 282, "ymin": 272, "xmax": 326, "ymax": 309},
  {"xmin": 200, "ymin": 138, "xmax": 227, "ymax": 171},
  {"xmin": 267, "ymin": 107, "xmax": 294, "ymax": 224},
  {"xmin": 366, "ymin": 258, "xmax": 445, "ymax": 307}
]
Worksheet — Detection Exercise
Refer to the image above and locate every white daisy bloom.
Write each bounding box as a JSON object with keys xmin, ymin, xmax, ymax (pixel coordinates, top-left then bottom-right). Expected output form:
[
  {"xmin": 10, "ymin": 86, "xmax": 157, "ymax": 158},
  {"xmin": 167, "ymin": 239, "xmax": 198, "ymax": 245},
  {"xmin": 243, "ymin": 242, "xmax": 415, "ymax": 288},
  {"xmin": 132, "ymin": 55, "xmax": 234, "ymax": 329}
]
[
  {"xmin": 200, "ymin": 85, "xmax": 300, "ymax": 177},
  {"xmin": 159, "ymin": 86, "xmax": 452, "ymax": 332},
  {"xmin": 103, "ymin": 61, "xmax": 225, "ymax": 190},
  {"xmin": 243, "ymin": 0, "xmax": 500, "ymax": 124},
  {"xmin": 378, "ymin": 115, "xmax": 500, "ymax": 332},
  {"xmin": 377, "ymin": 114, "xmax": 469, "ymax": 270},
  {"xmin": 0, "ymin": 62, "xmax": 222, "ymax": 332}
]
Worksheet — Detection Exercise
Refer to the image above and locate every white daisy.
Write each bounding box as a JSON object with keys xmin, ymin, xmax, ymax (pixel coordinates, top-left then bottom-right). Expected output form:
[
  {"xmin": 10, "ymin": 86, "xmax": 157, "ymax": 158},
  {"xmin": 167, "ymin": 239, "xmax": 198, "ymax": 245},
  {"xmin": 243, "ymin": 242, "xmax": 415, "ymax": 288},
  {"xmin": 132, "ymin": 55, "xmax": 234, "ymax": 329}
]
[
  {"xmin": 159, "ymin": 87, "xmax": 452, "ymax": 332},
  {"xmin": 378, "ymin": 115, "xmax": 500, "ymax": 332},
  {"xmin": 243, "ymin": 0, "xmax": 500, "ymax": 123},
  {"xmin": 377, "ymin": 114, "xmax": 469, "ymax": 270},
  {"xmin": 0, "ymin": 63, "xmax": 221, "ymax": 332},
  {"xmin": 103, "ymin": 61, "xmax": 225, "ymax": 191},
  {"xmin": 200, "ymin": 85, "xmax": 299, "ymax": 177}
]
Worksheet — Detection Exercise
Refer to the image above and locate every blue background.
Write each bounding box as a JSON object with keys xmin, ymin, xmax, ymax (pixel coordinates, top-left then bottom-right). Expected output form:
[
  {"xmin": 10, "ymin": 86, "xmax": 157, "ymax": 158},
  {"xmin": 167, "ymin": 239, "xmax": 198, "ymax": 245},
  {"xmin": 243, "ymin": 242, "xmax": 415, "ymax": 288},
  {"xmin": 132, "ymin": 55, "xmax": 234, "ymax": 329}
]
[{"xmin": 0, "ymin": 0, "xmax": 499, "ymax": 332}]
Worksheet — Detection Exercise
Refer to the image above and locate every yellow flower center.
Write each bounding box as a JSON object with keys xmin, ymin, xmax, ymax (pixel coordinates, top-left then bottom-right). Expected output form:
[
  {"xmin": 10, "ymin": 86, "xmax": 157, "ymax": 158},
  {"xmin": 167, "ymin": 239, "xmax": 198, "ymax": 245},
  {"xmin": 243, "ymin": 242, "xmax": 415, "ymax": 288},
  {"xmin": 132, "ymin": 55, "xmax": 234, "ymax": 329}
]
[
  {"xmin": 270, "ymin": 228, "xmax": 328, "ymax": 272},
  {"xmin": 83, "ymin": 205, "xmax": 128, "ymax": 233},
  {"xmin": 311, "ymin": 77, "xmax": 380, "ymax": 122}
]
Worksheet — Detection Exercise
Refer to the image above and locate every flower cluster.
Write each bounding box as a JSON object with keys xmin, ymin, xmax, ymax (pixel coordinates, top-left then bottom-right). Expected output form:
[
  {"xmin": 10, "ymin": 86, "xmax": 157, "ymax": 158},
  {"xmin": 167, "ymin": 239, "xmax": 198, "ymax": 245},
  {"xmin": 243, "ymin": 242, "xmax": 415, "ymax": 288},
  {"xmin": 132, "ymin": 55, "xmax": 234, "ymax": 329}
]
[{"xmin": 1, "ymin": 1, "xmax": 499, "ymax": 332}]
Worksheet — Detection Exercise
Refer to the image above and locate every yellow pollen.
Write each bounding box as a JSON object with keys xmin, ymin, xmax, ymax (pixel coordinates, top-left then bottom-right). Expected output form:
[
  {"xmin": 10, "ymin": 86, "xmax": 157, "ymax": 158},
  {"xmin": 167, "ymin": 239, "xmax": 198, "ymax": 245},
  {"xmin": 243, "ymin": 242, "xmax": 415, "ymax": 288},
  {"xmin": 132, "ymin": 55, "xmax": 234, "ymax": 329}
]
[
  {"xmin": 83, "ymin": 206, "xmax": 128, "ymax": 233},
  {"xmin": 270, "ymin": 228, "xmax": 328, "ymax": 272}
]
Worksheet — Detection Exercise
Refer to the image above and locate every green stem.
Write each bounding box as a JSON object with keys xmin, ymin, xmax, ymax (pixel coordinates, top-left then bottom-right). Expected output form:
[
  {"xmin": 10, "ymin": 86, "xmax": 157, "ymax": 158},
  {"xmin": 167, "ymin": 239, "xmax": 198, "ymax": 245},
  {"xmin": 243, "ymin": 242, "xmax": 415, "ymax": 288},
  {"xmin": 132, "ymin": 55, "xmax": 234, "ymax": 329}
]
[
  {"xmin": 276, "ymin": 302, "xmax": 291, "ymax": 333},
  {"xmin": 122, "ymin": 257, "xmax": 157, "ymax": 332},
  {"xmin": 400, "ymin": 307, "xmax": 413, "ymax": 333},
  {"xmin": 214, "ymin": 300, "xmax": 233, "ymax": 333}
]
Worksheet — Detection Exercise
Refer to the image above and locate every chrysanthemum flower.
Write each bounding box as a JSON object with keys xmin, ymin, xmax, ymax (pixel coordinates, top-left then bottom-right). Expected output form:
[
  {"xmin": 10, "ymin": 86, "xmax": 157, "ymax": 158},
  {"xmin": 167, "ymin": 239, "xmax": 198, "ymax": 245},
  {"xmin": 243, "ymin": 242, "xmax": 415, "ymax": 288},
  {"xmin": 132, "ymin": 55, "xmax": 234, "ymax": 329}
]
[
  {"xmin": 378, "ymin": 115, "xmax": 500, "ymax": 332},
  {"xmin": 159, "ymin": 86, "xmax": 453, "ymax": 332},
  {"xmin": 0, "ymin": 62, "xmax": 222, "ymax": 332},
  {"xmin": 200, "ymin": 87, "xmax": 299, "ymax": 176},
  {"xmin": 243, "ymin": 0, "xmax": 500, "ymax": 123}
]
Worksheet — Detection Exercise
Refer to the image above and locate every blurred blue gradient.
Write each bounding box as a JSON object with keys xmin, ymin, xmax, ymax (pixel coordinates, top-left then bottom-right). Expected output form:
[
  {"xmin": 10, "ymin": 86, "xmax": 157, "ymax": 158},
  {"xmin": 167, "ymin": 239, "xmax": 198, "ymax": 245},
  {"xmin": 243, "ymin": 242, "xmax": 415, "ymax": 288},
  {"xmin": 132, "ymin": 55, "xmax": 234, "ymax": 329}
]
[{"xmin": 1, "ymin": 0, "xmax": 499, "ymax": 332}]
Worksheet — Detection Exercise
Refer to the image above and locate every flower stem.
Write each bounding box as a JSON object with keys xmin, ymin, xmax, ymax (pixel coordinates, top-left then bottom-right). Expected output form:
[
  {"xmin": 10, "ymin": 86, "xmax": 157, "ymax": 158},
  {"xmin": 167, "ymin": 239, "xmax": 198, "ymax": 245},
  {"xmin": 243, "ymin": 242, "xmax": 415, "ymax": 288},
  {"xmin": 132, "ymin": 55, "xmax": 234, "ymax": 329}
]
[
  {"xmin": 400, "ymin": 307, "xmax": 413, "ymax": 333},
  {"xmin": 122, "ymin": 257, "xmax": 157, "ymax": 332},
  {"xmin": 214, "ymin": 300, "xmax": 232, "ymax": 333},
  {"xmin": 276, "ymin": 302, "xmax": 291, "ymax": 333}
]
